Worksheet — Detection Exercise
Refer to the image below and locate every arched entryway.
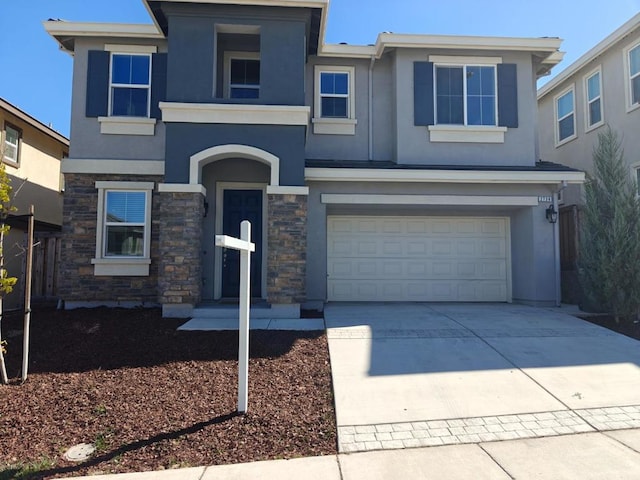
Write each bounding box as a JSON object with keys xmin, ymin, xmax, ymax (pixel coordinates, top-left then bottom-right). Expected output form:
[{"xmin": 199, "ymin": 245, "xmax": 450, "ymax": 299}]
[{"xmin": 191, "ymin": 145, "xmax": 280, "ymax": 302}]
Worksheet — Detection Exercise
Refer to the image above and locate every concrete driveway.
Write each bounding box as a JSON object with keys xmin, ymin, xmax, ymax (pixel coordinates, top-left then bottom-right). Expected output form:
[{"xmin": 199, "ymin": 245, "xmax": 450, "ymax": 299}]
[{"xmin": 325, "ymin": 303, "xmax": 640, "ymax": 452}]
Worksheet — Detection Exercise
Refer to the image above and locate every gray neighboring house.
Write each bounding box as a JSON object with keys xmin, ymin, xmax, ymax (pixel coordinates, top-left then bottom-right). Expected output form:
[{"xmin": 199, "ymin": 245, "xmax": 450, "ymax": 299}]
[
  {"xmin": 45, "ymin": 0, "xmax": 583, "ymax": 318},
  {"xmin": 538, "ymin": 12, "xmax": 640, "ymax": 303}
]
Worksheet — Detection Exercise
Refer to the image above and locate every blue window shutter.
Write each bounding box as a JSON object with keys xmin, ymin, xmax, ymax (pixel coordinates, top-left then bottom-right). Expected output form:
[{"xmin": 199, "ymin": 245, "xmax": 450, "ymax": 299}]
[
  {"xmin": 150, "ymin": 53, "xmax": 167, "ymax": 120},
  {"xmin": 414, "ymin": 62, "xmax": 434, "ymax": 126},
  {"xmin": 497, "ymin": 63, "xmax": 518, "ymax": 128},
  {"xmin": 86, "ymin": 50, "xmax": 110, "ymax": 117}
]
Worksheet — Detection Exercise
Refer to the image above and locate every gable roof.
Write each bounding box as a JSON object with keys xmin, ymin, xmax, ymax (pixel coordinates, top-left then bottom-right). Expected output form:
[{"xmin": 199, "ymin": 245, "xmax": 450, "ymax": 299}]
[
  {"xmin": 0, "ymin": 97, "xmax": 69, "ymax": 147},
  {"xmin": 538, "ymin": 12, "xmax": 640, "ymax": 99}
]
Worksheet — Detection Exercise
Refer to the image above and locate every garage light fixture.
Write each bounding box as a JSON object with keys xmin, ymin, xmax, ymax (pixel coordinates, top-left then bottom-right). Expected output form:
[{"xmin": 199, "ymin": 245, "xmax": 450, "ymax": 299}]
[{"xmin": 545, "ymin": 204, "xmax": 558, "ymax": 224}]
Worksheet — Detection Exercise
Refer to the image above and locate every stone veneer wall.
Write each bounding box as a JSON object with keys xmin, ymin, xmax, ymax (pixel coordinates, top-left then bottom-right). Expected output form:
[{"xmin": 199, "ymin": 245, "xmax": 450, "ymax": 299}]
[
  {"xmin": 267, "ymin": 194, "xmax": 307, "ymax": 304},
  {"xmin": 157, "ymin": 192, "xmax": 204, "ymax": 307},
  {"xmin": 59, "ymin": 173, "xmax": 163, "ymax": 303}
]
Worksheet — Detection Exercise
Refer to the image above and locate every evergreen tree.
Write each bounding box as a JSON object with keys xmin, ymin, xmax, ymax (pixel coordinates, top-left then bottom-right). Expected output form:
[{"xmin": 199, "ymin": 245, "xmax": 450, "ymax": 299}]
[{"xmin": 579, "ymin": 127, "xmax": 640, "ymax": 325}]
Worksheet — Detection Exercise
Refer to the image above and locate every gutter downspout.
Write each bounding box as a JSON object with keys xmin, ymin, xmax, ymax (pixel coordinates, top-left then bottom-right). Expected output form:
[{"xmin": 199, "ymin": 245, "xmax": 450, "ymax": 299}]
[
  {"xmin": 554, "ymin": 180, "xmax": 568, "ymax": 307},
  {"xmin": 368, "ymin": 55, "xmax": 375, "ymax": 161}
]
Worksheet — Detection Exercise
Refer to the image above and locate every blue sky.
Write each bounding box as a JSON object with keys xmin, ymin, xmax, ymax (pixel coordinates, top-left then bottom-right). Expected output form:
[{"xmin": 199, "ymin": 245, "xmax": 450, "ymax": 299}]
[{"xmin": 1, "ymin": 0, "xmax": 638, "ymax": 138}]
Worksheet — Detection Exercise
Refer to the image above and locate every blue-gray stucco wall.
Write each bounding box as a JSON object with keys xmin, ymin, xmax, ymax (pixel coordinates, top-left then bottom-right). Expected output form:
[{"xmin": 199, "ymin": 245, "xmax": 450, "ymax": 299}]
[
  {"xmin": 165, "ymin": 124, "xmax": 306, "ymax": 185},
  {"xmin": 166, "ymin": 8, "xmax": 307, "ymax": 106}
]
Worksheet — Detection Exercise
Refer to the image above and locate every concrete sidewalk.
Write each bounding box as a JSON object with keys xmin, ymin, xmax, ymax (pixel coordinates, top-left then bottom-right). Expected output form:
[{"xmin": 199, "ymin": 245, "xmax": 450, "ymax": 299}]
[{"xmin": 69, "ymin": 429, "xmax": 640, "ymax": 479}]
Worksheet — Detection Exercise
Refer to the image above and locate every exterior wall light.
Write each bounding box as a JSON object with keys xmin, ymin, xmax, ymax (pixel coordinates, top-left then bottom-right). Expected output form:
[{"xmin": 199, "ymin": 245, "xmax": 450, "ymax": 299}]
[{"xmin": 545, "ymin": 204, "xmax": 558, "ymax": 224}]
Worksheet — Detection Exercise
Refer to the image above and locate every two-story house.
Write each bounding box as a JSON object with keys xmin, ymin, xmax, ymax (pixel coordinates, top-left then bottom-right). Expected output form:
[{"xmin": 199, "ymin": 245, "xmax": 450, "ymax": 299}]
[
  {"xmin": 45, "ymin": 0, "xmax": 583, "ymax": 318},
  {"xmin": 538, "ymin": 13, "xmax": 640, "ymax": 303},
  {"xmin": 1, "ymin": 97, "xmax": 68, "ymax": 309}
]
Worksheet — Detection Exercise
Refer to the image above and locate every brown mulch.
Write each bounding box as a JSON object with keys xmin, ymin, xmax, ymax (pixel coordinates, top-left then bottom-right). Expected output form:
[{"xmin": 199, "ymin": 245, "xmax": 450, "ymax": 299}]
[
  {"xmin": 0, "ymin": 308, "xmax": 336, "ymax": 479},
  {"xmin": 578, "ymin": 313, "xmax": 640, "ymax": 341}
]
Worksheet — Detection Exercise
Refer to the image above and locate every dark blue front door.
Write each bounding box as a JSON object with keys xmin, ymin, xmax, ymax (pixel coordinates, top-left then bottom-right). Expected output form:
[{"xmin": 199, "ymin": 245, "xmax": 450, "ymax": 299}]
[{"xmin": 222, "ymin": 189, "xmax": 263, "ymax": 298}]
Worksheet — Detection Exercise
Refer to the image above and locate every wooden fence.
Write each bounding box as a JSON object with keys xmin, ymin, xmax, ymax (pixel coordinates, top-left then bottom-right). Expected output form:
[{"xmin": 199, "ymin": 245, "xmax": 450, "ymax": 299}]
[{"xmin": 30, "ymin": 232, "xmax": 61, "ymax": 301}]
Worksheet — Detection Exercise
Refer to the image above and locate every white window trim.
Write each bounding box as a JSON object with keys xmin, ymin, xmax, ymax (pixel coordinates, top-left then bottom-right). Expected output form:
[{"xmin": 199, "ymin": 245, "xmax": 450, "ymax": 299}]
[
  {"xmin": 584, "ymin": 66, "xmax": 604, "ymax": 132},
  {"xmin": 97, "ymin": 116, "xmax": 156, "ymax": 135},
  {"xmin": 623, "ymin": 41, "xmax": 640, "ymax": 113},
  {"xmin": 3, "ymin": 123, "xmax": 20, "ymax": 166},
  {"xmin": 92, "ymin": 181, "xmax": 154, "ymax": 276},
  {"xmin": 432, "ymin": 61, "xmax": 499, "ymax": 129},
  {"xmin": 313, "ymin": 65, "xmax": 356, "ymax": 135},
  {"xmin": 631, "ymin": 163, "xmax": 640, "ymax": 197},
  {"xmin": 554, "ymin": 84, "xmax": 577, "ymax": 147},
  {"xmin": 223, "ymin": 51, "xmax": 260, "ymax": 100},
  {"xmin": 428, "ymin": 124, "xmax": 507, "ymax": 143},
  {"xmin": 107, "ymin": 51, "xmax": 152, "ymax": 119}
]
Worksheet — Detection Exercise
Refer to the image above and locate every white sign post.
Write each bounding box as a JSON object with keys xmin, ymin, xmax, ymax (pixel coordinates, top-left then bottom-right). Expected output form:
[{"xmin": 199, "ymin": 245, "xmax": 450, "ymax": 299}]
[{"xmin": 215, "ymin": 220, "xmax": 255, "ymax": 414}]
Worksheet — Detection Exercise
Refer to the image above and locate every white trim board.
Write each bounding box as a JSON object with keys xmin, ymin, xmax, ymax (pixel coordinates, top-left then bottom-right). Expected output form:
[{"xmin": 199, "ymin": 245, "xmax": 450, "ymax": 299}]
[
  {"xmin": 160, "ymin": 102, "xmax": 310, "ymax": 126},
  {"xmin": 305, "ymin": 167, "xmax": 585, "ymax": 184},
  {"xmin": 62, "ymin": 159, "xmax": 165, "ymax": 175},
  {"xmin": 320, "ymin": 194, "xmax": 539, "ymax": 206}
]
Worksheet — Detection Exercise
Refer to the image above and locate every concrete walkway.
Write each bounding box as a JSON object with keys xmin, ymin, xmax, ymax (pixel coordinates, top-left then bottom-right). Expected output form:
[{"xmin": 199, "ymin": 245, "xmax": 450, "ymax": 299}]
[
  {"xmin": 70, "ymin": 430, "xmax": 640, "ymax": 479},
  {"xmin": 325, "ymin": 303, "xmax": 640, "ymax": 452}
]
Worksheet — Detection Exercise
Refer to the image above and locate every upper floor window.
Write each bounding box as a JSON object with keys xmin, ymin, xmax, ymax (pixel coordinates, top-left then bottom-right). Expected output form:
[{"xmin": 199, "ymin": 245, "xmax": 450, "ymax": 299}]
[
  {"xmin": 320, "ymin": 71, "xmax": 350, "ymax": 118},
  {"xmin": 3, "ymin": 123, "xmax": 21, "ymax": 166},
  {"xmin": 627, "ymin": 43, "xmax": 640, "ymax": 110},
  {"xmin": 230, "ymin": 58, "xmax": 260, "ymax": 99},
  {"xmin": 221, "ymin": 51, "xmax": 261, "ymax": 100},
  {"xmin": 312, "ymin": 65, "xmax": 357, "ymax": 135},
  {"xmin": 585, "ymin": 68, "xmax": 603, "ymax": 130},
  {"xmin": 435, "ymin": 65, "xmax": 496, "ymax": 126},
  {"xmin": 110, "ymin": 53, "xmax": 151, "ymax": 117},
  {"xmin": 555, "ymin": 86, "xmax": 576, "ymax": 146}
]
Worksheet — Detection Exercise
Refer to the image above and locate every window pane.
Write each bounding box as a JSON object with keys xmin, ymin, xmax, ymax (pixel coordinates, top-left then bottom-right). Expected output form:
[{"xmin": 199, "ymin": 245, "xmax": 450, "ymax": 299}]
[
  {"xmin": 106, "ymin": 191, "xmax": 146, "ymax": 223},
  {"xmin": 467, "ymin": 96, "xmax": 481, "ymax": 125},
  {"xmin": 130, "ymin": 55, "xmax": 150, "ymax": 85},
  {"xmin": 106, "ymin": 226, "xmax": 144, "ymax": 257},
  {"xmin": 479, "ymin": 67, "xmax": 495, "ymax": 95},
  {"xmin": 467, "ymin": 67, "xmax": 481, "ymax": 95},
  {"xmin": 589, "ymin": 98, "xmax": 602, "ymax": 126},
  {"xmin": 557, "ymin": 91, "xmax": 574, "ymax": 118},
  {"xmin": 230, "ymin": 87, "xmax": 260, "ymax": 99},
  {"xmin": 321, "ymin": 97, "xmax": 348, "ymax": 118},
  {"xmin": 321, "ymin": 72, "xmax": 349, "ymax": 95},
  {"xmin": 630, "ymin": 45, "xmax": 640, "ymax": 77},
  {"xmin": 5, "ymin": 126, "xmax": 19, "ymax": 146},
  {"xmin": 112, "ymin": 55, "xmax": 131, "ymax": 84},
  {"xmin": 3, "ymin": 144, "xmax": 17, "ymax": 162},
  {"xmin": 633, "ymin": 75, "xmax": 640, "ymax": 105},
  {"xmin": 481, "ymin": 96, "xmax": 496, "ymax": 125},
  {"xmin": 231, "ymin": 59, "xmax": 260, "ymax": 86},
  {"xmin": 112, "ymin": 87, "xmax": 148, "ymax": 116},
  {"xmin": 587, "ymin": 72, "xmax": 600, "ymax": 101},
  {"xmin": 559, "ymin": 114, "xmax": 574, "ymax": 141},
  {"xmin": 436, "ymin": 67, "xmax": 464, "ymax": 124}
]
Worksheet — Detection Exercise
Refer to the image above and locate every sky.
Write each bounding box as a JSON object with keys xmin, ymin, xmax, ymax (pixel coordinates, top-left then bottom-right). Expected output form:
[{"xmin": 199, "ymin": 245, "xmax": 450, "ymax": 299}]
[{"xmin": 1, "ymin": 0, "xmax": 638, "ymax": 138}]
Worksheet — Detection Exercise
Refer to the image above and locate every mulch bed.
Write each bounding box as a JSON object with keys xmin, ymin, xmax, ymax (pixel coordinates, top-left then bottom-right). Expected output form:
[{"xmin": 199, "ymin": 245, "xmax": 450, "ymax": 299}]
[
  {"xmin": 578, "ymin": 314, "xmax": 640, "ymax": 341},
  {"xmin": 0, "ymin": 308, "xmax": 337, "ymax": 479}
]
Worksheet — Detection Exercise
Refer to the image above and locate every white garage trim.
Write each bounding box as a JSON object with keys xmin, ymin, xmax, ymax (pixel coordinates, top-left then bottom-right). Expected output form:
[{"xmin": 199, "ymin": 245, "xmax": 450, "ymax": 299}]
[
  {"xmin": 321, "ymin": 194, "xmax": 539, "ymax": 206},
  {"xmin": 327, "ymin": 216, "xmax": 512, "ymax": 303},
  {"xmin": 306, "ymin": 167, "xmax": 585, "ymax": 184}
]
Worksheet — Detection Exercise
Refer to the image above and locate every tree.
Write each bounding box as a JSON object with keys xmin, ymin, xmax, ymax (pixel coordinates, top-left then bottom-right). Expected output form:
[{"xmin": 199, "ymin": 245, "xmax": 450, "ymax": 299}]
[
  {"xmin": 579, "ymin": 127, "xmax": 640, "ymax": 325},
  {"xmin": 0, "ymin": 154, "xmax": 17, "ymax": 383}
]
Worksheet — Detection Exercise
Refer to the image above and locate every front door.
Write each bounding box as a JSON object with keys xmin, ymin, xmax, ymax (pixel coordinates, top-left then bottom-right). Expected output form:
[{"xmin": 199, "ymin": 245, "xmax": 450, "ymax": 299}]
[{"xmin": 221, "ymin": 189, "xmax": 263, "ymax": 298}]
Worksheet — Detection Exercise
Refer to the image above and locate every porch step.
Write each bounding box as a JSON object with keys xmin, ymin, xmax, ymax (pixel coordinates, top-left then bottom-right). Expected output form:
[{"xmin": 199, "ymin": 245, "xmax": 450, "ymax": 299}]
[
  {"xmin": 178, "ymin": 317, "xmax": 325, "ymax": 331},
  {"xmin": 192, "ymin": 303, "xmax": 300, "ymax": 319}
]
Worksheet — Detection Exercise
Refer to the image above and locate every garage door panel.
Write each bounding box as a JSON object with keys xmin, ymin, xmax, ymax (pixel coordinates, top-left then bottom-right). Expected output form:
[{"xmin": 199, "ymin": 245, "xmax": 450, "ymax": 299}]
[{"xmin": 327, "ymin": 216, "xmax": 510, "ymax": 302}]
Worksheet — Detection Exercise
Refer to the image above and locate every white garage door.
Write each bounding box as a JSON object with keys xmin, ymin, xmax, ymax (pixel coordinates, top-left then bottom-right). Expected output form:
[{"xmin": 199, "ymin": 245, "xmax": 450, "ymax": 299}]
[{"xmin": 327, "ymin": 216, "xmax": 510, "ymax": 302}]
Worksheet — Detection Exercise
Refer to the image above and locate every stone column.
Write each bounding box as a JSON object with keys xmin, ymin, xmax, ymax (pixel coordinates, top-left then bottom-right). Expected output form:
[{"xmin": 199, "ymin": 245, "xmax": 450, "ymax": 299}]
[
  {"xmin": 158, "ymin": 191, "xmax": 204, "ymax": 317},
  {"xmin": 267, "ymin": 194, "xmax": 307, "ymax": 308}
]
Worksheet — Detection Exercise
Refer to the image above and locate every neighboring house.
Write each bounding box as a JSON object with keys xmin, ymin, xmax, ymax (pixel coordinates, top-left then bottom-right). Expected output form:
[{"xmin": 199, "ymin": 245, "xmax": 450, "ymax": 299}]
[
  {"xmin": 538, "ymin": 12, "xmax": 640, "ymax": 303},
  {"xmin": 0, "ymin": 97, "xmax": 68, "ymax": 309},
  {"xmin": 45, "ymin": 0, "xmax": 583, "ymax": 318}
]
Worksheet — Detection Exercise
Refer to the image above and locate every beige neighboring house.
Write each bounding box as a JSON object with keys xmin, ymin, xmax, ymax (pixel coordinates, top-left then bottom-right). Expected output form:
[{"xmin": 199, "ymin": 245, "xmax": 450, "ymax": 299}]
[
  {"xmin": 537, "ymin": 12, "xmax": 640, "ymax": 303},
  {"xmin": 0, "ymin": 97, "xmax": 68, "ymax": 310}
]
